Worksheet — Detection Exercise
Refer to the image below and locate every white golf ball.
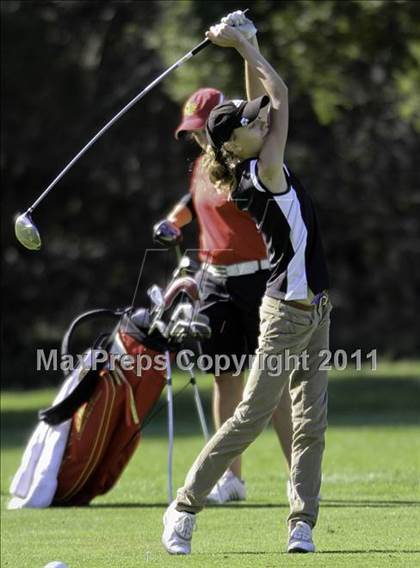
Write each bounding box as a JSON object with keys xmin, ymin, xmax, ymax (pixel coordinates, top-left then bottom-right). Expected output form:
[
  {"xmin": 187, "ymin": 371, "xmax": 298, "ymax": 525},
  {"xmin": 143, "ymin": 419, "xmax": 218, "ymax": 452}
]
[{"xmin": 44, "ymin": 562, "xmax": 69, "ymax": 568}]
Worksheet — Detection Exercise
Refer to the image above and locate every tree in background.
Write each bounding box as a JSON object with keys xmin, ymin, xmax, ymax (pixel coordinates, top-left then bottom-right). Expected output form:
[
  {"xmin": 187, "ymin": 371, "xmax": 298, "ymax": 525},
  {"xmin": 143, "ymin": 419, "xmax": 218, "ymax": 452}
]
[
  {"xmin": 2, "ymin": 1, "xmax": 191, "ymax": 386},
  {"xmin": 2, "ymin": 0, "xmax": 420, "ymax": 387},
  {"xmin": 149, "ymin": 0, "xmax": 420, "ymax": 356}
]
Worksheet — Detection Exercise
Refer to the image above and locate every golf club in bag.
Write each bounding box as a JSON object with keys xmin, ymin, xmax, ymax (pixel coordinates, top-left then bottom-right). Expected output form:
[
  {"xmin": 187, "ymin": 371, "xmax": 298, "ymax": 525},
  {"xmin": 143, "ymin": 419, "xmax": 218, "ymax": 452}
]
[{"xmin": 8, "ymin": 253, "xmax": 211, "ymax": 508}]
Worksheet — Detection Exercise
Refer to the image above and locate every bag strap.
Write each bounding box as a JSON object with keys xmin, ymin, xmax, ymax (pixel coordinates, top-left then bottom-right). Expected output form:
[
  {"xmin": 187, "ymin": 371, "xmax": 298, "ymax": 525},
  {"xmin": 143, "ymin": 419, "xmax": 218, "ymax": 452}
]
[
  {"xmin": 40, "ymin": 309, "xmax": 126, "ymax": 426},
  {"xmin": 61, "ymin": 308, "xmax": 127, "ymax": 372},
  {"xmin": 39, "ymin": 366, "xmax": 101, "ymax": 426}
]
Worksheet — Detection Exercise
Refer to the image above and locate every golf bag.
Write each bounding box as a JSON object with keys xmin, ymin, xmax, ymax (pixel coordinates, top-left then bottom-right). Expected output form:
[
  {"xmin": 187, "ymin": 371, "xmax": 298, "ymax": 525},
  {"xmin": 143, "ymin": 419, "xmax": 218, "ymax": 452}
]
[
  {"xmin": 9, "ymin": 264, "xmax": 210, "ymax": 509},
  {"xmin": 51, "ymin": 313, "xmax": 172, "ymax": 507}
]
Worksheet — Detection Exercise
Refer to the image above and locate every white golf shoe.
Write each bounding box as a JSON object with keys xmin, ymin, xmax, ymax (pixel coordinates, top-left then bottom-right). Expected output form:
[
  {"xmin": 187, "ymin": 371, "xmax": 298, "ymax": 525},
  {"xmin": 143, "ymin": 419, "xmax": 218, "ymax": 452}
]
[
  {"xmin": 206, "ymin": 470, "xmax": 246, "ymax": 504},
  {"xmin": 162, "ymin": 501, "xmax": 196, "ymax": 555},
  {"xmin": 287, "ymin": 521, "xmax": 315, "ymax": 553}
]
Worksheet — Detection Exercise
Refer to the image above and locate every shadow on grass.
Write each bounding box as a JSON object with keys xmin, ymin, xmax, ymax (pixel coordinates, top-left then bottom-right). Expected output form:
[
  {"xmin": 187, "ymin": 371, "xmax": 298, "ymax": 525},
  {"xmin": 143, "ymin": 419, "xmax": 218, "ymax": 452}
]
[
  {"xmin": 317, "ymin": 550, "xmax": 420, "ymax": 554},
  {"xmin": 87, "ymin": 498, "xmax": 420, "ymax": 509},
  {"xmin": 216, "ymin": 550, "xmax": 420, "ymax": 555},
  {"xmin": 1, "ymin": 376, "xmax": 419, "ymax": 448},
  {"xmin": 319, "ymin": 499, "xmax": 420, "ymax": 508}
]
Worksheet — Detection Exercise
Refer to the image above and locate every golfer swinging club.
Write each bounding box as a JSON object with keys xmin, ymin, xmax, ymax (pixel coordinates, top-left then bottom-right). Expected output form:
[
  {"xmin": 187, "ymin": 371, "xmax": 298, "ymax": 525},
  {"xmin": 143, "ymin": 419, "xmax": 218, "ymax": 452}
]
[
  {"xmin": 162, "ymin": 12, "xmax": 331, "ymax": 555},
  {"xmin": 155, "ymin": 84, "xmax": 294, "ymax": 504},
  {"xmin": 154, "ymin": 27, "xmax": 298, "ymax": 501}
]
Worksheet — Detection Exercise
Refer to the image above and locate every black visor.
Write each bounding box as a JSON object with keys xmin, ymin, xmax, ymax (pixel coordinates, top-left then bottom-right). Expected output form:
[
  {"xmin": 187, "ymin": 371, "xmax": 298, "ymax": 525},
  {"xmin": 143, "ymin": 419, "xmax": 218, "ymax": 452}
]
[{"xmin": 206, "ymin": 95, "xmax": 270, "ymax": 152}]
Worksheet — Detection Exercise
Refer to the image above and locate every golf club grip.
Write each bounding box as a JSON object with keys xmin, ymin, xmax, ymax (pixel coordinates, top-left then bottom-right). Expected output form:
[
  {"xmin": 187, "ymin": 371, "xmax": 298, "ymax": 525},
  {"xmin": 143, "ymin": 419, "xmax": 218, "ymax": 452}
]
[
  {"xmin": 190, "ymin": 9, "xmax": 249, "ymax": 56},
  {"xmin": 190, "ymin": 38, "xmax": 211, "ymax": 56}
]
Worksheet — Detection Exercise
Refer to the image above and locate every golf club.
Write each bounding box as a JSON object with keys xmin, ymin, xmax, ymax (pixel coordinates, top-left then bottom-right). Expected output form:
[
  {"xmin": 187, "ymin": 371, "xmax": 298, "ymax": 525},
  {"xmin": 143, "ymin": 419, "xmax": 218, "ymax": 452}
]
[
  {"xmin": 14, "ymin": 10, "xmax": 249, "ymax": 251},
  {"xmin": 165, "ymin": 349, "xmax": 175, "ymax": 503},
  {"xmin": 14, "ymin": 32, "xmax": 209, "ymax": 251}
]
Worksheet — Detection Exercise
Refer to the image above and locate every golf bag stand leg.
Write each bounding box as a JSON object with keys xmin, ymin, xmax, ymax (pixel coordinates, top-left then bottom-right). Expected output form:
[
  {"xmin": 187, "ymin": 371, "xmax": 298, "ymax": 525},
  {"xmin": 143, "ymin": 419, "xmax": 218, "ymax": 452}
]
[
  {"xmin": 165, "ymin": 350, "xmax": 174, "ymax": 504},
  {"xmin": 178, "ymin": 348, "xmax": 210, "ymax": 442}
]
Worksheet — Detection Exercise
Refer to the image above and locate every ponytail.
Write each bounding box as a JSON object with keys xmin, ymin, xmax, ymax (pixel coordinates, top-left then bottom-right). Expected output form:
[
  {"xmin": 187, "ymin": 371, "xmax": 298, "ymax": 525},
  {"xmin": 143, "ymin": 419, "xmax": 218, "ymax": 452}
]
[{"xmin": 202, "ymin": 145, "xmax": 240, "ymax": 196}]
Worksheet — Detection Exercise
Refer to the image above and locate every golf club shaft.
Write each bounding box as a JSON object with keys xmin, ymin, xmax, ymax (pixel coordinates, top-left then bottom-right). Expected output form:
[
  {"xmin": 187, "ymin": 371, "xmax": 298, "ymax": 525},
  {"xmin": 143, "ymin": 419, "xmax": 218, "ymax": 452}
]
[
  {"xmin": 165, "ymin": 350, "xmax": 175, "ymax": 503},
  {"xmin": 174, "ymin": 245, "xmax": 183, "ymax": 265},
  {"xmin": 26, "ymin": 38, "xmax": 211, "ymax": 215}
]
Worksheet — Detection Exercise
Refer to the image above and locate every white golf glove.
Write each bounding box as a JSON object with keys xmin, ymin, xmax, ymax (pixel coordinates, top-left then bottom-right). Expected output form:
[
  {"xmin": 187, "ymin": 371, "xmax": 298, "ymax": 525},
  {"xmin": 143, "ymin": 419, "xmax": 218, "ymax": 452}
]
[{"xmin": 221, "ymin": 10, "xmax": 257, "ymax": 40}]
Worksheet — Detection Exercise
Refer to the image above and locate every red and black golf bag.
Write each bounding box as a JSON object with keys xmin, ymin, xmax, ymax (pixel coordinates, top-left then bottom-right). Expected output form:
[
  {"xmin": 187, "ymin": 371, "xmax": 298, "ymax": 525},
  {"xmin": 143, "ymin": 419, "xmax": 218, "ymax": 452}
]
[
  {"xmin": 47, "ymin": 308, "xmax": 172, "ymax": 506},
  {"xmin": 9, "ymin": 266, "xmax": 210, "ymax": 509}
]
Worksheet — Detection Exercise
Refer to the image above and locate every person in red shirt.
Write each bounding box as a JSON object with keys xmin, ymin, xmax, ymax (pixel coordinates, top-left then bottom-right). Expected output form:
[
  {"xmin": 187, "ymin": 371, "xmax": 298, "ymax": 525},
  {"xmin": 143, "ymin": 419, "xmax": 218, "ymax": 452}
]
[{"xmin": 154, "ymin": 85, "xmax": 293, "ymax": 504}]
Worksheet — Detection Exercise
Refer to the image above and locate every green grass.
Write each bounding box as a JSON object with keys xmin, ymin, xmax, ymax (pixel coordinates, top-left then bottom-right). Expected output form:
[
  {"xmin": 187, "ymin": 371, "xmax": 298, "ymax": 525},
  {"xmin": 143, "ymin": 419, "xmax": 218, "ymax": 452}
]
[{"xmin": 1, "ymin": 362, "xmax": 420, "ymax": 567}]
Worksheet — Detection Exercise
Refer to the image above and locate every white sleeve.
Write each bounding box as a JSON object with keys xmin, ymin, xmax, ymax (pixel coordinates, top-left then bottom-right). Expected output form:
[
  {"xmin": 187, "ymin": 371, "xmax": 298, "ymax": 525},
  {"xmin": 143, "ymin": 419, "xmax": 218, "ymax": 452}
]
[{"xmin": 249, "ymin": 159, "xmax": 268, "ymax": 193}]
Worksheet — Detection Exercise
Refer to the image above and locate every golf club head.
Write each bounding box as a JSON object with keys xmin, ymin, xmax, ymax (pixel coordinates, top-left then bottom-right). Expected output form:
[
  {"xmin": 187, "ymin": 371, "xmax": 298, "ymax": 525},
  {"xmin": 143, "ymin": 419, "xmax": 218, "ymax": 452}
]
[
  {"xmin": 130, "ymin": 307, "xmax": 151, "ymax": 330},
  {"xmin": 172, "ymin": 255, "xmax": 199, "ymax": 279},
  {"xmin": 169, "ymin": 302, "xmax": 194, "ymax": 324},
  {"xmin": 163, "ymin": 276, "xmax": 200, "ymax": 309},
  {"xmin": 190, "ymin": 321, "xmax": 211, "ymax": 340},
  {"xmin": 14, "ymin": 212, "xmax": 42, "ymax": 251},
  {"xmin": 147, "ymin": 284, "xmax": 165, "ymax": 308},
  {"xmin": 167, "ymin": 314, "xmax": 211, "ymax": 342},
  {"xmin": 153, "ymin": 319, "xmax": 167, "ymax": 337},
  {"xmin": 167, "ymin": 319, "xmax": 191, "ymax": 342}
]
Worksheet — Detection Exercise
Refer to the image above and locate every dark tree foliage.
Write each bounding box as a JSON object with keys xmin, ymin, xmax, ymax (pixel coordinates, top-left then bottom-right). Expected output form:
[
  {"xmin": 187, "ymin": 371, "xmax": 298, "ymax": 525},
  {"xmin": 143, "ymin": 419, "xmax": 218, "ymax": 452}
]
[{"xmin": 1, "ymin": 1, "xmax": 420, "ymax": 387}]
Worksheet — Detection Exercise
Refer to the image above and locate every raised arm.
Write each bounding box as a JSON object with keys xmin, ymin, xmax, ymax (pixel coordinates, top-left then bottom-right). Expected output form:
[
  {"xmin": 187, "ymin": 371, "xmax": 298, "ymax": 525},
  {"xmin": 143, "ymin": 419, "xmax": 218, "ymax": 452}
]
[
  {"xmin": 235, "ymin": 36, "xmax": 288, "ymax": 190},
  {"xmin": 219, "ymin": 10, "xmax": 264, "ymax": 101},
  {"xmin": 206, "ymin": 24, "xmax": 289, "ymax": 192},
  {"xmin": 245, "ymin": 36, "xmax": 267, "ymax": 101}
]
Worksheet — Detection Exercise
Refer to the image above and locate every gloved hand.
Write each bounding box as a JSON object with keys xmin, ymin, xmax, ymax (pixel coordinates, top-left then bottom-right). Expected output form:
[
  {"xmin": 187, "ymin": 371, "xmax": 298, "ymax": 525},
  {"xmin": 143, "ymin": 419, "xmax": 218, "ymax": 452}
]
[
  {"xmin": 221, "ymin": 10, "xmax": 257, "ymax": 39},
  {"xmin": 153, "ymin": 219, "xmax": 182, "ymax": 247}
]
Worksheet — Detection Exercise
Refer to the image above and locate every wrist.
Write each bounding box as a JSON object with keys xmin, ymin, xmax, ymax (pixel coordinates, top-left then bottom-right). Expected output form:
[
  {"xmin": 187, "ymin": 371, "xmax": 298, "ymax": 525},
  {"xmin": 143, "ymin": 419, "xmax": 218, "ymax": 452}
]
[
  {"xmin": 250, "ymin": 37, "xmax": 260, "ymax": 52},
  {"xmin": 236, "ymin": 36, "xmax": 259, "ymax": 63},
  {"xmin": 234, "ymin": 34, "xmax": 249, "ymax": 51}
]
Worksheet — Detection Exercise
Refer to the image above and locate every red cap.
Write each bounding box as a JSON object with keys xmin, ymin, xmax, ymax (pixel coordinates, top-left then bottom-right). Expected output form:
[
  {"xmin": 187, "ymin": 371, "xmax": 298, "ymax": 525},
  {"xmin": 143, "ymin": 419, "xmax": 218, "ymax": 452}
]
[{"xmin": 175, "ymin": 88, "xmax": 224, "ymax": 139}]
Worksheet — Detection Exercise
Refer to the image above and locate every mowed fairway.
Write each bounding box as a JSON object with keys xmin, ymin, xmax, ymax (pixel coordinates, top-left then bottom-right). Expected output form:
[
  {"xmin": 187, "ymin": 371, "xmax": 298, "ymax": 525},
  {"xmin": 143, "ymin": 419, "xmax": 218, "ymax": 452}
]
[{"xmin": 1, "ymin": 363, "xmax": 420, "ymax": 568}]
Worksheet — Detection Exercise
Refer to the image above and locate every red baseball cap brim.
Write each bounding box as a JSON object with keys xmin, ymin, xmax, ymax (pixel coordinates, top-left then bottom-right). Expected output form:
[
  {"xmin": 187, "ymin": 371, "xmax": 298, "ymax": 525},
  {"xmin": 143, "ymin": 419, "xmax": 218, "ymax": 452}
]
[
  {"xmin": 174, "ymin": 88, "xmax": 224, "ymax": 140},
  {"xmin": 175, "ymin": 116, "xmax": 207, "ymax": 139}
]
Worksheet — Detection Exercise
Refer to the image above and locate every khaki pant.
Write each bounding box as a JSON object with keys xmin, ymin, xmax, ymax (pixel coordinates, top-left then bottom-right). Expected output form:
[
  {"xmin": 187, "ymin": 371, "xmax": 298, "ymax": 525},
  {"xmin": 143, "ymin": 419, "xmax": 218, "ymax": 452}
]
[{"xmin": 176, "ymin": 294, "xmax": 332, "ymax": 528}]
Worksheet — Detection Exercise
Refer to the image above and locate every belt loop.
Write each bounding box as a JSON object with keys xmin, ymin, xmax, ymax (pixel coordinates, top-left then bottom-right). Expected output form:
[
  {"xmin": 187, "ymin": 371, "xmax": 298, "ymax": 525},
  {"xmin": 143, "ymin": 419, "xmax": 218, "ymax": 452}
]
[{"xmin": 318, "ymin": 292, "xmax": 328, "ymax": 317}]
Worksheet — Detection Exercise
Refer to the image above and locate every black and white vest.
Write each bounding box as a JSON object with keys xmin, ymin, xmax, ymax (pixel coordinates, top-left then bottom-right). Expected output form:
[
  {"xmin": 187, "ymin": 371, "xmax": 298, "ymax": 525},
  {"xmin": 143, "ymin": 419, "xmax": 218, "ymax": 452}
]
[{"xmin": 232, "ymin": 159, "xmax": 330, "ymax": 300}]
